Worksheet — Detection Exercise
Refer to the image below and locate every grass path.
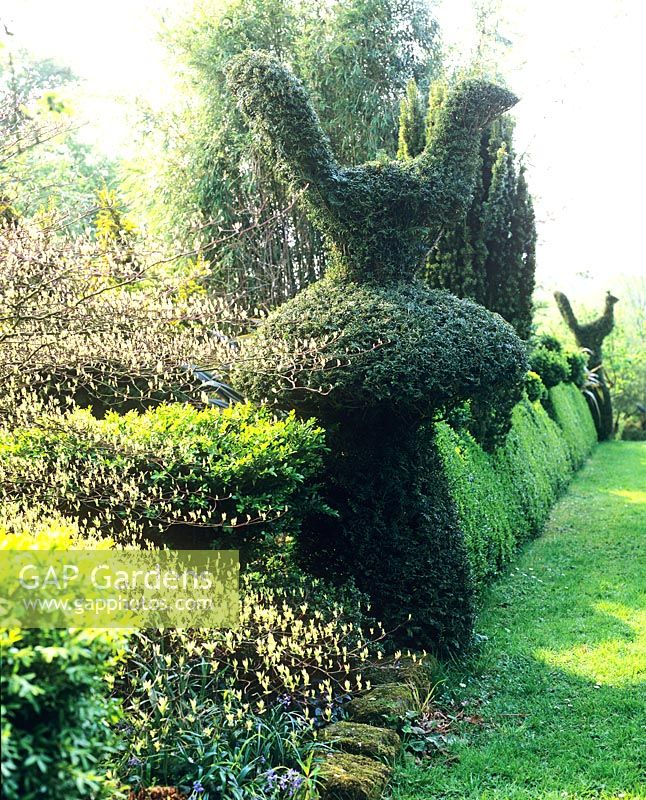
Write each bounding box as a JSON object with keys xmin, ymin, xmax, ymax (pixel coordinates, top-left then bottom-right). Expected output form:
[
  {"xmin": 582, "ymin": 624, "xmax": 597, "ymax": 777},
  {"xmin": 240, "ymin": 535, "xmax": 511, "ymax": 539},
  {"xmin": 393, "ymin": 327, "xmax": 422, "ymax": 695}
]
[{"xmin": 393, "ymin": 442, "xmax": 646, "ymax": 800}]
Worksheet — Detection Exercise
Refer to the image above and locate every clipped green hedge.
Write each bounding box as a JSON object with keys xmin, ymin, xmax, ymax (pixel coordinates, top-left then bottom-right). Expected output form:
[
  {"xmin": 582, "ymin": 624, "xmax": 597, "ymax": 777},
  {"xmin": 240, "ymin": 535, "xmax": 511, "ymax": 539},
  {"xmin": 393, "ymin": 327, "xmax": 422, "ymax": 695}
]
[
  {"xmin": 0, "ymin": 403, "xmax": 327, "ymax": 553},
  {"xmin": 549, "ymin": 382, "xmax": 598, "ymax": 467},
  {"xmin": 436, "ymin": 383, "xmax": 596, "ymax": 593}
]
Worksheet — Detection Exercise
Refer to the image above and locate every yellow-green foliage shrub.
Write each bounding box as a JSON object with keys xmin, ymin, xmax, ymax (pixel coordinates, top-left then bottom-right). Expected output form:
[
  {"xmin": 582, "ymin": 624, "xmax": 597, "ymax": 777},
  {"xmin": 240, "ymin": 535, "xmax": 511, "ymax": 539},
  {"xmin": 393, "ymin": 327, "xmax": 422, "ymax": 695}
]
[
  {"xmin": 0, "ymin": 516, "xmax": 126, "ymax": 800},
  {"xmin": 436, "ymin": 383, "xmax": 596, "ymax": 592},
  {"xmin": 0, "ymin": 402, "xmax": 327, "ymax": 554}
]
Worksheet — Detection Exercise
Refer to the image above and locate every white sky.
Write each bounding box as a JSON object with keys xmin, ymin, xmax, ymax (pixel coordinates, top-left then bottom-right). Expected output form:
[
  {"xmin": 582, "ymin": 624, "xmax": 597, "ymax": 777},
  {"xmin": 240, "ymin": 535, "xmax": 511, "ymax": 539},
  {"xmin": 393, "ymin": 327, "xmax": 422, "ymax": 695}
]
[{"xmin": 2, "ymin": 0, "xmax": 645, "ymax": 299}]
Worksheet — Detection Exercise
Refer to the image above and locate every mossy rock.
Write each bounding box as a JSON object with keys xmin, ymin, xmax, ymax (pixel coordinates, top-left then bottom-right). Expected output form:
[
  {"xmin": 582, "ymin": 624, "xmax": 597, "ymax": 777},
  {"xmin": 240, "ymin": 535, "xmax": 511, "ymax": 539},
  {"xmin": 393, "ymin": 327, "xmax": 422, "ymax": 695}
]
[
  {"xmin": 347, "ymin": 682, "xmax": 417, "ymax": 726},
  {"xmin": 317, "ymin": 751, "xmax": 391, "ymax": 800},
  {"xmin": 318, "ymin": 721, "xmax": 401, "ymax": 762},
  {"xmin": 362, "ymin": 655, "xmax": 437, "ymax": 693}
]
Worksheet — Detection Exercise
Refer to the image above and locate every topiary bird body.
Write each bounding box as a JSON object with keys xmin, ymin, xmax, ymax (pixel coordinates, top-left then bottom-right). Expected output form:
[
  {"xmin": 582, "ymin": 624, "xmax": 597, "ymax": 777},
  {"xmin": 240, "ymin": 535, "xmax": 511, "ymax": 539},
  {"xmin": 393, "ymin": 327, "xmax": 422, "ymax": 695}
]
[{"xmin": 228, "ymin": 51, "xmax": 528, "ymax": 651}]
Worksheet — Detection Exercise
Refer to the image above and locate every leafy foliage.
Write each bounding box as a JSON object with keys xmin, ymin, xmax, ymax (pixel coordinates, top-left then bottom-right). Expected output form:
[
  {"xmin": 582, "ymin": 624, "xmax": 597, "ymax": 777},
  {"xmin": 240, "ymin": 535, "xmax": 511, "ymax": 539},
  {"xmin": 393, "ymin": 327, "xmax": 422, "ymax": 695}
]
[
  {"xmin": 233, "ymin": 279, "xmax": 527, "ymax": 440},
  {"xmin": 0, "ymin": 520, "xmax": 125, "ymax": 800},
  {"xmin": 394, "ymin": 442, "xmax": 646, "ymax": 800},
  {"xmin": 548, "ymin": 383, "xmax": 598, "ymax": 467},
  {"xmin": 137, "ymin": 0, "xmax": 439, "ymax": 307},
  {"xmin": 0, "ymin": 403, "xmax": 327, "ymax": 554},
  {"xmin": 565, "ymin": 350, "xmax": 587, "ymax": 388},
  {"xmin": 0, "ymin": 216, "xmax": 246, "ymax": 427},
  {"xmin": 228, "ymin": 50, "xmax": 526, "ymax": 652},
  {"xmin": 228, "ymin": 51, "xmax": 517, "ymax": 284},
  {"xmin": 601, "ymin": 277, "xmax": 645, "ymax": 433},
  {"xmin": 114, "ymin": 572, "xmax": 390, "ymax": 797},
  {"xmin": 436, "ymin": 384, "xmax": 596, "ymax": 594},
  {"xmin": 0, "ymin": 48, "xmax": 118, "ymax": 228},
  {"xmin": 397, "ymin": 80, "xmax": 426, "ymax": 160},
  {"xmin": 420, "ymin": 92, "xmax": 537, "ymax": 339},
  {"xmin": 524, "ymin": 370, "xmax": 547, "ymax": 403},
  {"xmin": 554, "ymin": 290, "xmax": 619, "ymax": 440},
  {"xmin": 528, "ymin": 343, "xmax": 570, "ymax": 388}
]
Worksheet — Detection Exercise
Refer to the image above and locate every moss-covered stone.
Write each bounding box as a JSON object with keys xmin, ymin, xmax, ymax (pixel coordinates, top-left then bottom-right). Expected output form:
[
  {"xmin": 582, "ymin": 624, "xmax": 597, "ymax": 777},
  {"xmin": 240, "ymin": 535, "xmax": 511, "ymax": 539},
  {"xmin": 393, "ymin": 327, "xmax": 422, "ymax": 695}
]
[
  {"xmin": 317, "ymin": 751, "xmax": 391, "ymax": 800},
  {"xmin": 318, "ymin": 721, "xmax": 401, "ymax": 762},
  {"xmin": 347, "ymin": 683, "xmax": 417, "ymax": 726},
  {"xmin": 361, "ymin": 655, "xmax": 437, "ymax": 693}
]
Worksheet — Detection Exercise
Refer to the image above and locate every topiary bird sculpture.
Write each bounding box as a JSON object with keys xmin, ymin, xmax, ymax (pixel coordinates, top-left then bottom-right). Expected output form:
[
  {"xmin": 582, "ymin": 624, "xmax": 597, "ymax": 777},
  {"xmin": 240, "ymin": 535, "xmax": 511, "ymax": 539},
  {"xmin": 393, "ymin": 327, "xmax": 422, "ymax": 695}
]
[
  {"xmin": 554, "ymin": 290, "xmax": 619, "ymax": 440},
  {"xmin": 228, "ymin": 51, "xmax": 528, "ymax": 651},
  {"xmin": 228, "ymin": 51, "xmax": 518, "ymax": 284}
]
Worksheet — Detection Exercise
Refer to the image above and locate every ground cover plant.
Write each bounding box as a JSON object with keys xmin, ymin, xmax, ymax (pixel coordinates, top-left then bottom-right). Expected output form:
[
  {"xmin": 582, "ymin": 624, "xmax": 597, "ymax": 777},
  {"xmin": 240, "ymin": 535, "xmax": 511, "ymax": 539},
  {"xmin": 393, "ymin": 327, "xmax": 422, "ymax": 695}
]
[
  {"xmin": 115, "ymin": 573, "xmax": 388, "ymax": 797},
  {"xmin": 392, "ymin": 441, "xmax": 646, "ymax": 800}
]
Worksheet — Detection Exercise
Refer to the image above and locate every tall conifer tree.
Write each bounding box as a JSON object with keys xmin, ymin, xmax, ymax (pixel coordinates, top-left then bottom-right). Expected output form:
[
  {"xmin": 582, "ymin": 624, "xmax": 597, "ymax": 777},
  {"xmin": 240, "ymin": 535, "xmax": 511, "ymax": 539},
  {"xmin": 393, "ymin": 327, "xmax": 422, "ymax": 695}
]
[{"xmin": 409, "ymin": 81, "xmax": 536, "ymax": 338}]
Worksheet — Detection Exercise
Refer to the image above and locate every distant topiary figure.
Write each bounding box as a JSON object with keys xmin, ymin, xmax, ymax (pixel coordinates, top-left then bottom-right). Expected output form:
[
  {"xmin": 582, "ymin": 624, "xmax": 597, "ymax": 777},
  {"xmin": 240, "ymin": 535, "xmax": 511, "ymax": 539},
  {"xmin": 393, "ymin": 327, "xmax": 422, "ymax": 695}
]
[
  {"xmin": 554, "ymin": 290, "xmax": 618, "ymax": 440},
  {"xmin": 228, "ymin": 51, "xmax": 527, "ymax": 651}
]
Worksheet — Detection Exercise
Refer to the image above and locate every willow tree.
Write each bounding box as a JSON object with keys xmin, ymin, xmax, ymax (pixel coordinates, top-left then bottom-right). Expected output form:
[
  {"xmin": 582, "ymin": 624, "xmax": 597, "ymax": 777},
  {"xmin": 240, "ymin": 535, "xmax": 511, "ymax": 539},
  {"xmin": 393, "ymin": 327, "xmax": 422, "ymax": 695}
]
[{"xmin": 228, "ymin": 51, "xmax": 527, "ymax": 651}]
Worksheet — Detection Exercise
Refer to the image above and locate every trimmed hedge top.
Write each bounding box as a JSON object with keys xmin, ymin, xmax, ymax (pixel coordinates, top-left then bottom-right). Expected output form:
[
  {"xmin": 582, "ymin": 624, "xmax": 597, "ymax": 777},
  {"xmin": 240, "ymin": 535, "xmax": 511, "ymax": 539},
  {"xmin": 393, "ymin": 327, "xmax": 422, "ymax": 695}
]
[
  {"xmin": 234, "ymin": 279, "xmax": 527, "ymax": 442},
  {"xmin": 0, "ymin": 403, "xmax": 327, "ymax": 550},
  {"xmin": 437, "ymin": 383, "xmax": 597, "ymax": 594}
]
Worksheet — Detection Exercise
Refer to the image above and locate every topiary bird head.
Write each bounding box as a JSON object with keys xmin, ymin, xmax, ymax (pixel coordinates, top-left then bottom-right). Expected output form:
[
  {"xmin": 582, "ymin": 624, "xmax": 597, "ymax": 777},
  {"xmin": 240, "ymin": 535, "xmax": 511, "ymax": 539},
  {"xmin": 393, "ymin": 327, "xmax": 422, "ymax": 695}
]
[{"xmin": 227, "ymin": 50, "xmax": 518, "ymax": 284}]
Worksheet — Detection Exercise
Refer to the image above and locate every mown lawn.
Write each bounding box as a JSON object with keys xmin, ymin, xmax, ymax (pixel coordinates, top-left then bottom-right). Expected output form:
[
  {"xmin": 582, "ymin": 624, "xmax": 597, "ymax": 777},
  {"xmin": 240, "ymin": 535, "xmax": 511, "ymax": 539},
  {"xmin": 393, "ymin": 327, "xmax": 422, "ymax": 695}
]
[{"xmin": 393, "ymin": 441, "xmax": 646, "ymax": 800}]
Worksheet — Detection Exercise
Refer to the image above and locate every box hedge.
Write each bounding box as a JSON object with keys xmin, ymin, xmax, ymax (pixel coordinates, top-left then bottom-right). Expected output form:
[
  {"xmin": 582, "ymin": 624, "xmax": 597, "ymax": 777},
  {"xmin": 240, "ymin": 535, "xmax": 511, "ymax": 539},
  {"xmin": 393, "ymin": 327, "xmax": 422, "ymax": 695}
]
[{"xmin": 436, "ymin": 383, "xmax": 596, "ymax": 593}]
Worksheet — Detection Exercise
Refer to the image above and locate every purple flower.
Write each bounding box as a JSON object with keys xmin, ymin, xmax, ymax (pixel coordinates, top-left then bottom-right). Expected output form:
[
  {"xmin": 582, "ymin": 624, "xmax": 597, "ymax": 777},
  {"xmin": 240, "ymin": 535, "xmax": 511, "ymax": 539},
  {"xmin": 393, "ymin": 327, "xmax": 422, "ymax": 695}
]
[
  {"xmin": 192, "ymin": 779, "xmax": 204, "ymax": 794},
  {"xmin": 266, "ymin": 767, "xmax": 305, "ymax": 797},
  {"xmin": 127, "ymin": 755, "xmax": 143, "ymax": 767}
]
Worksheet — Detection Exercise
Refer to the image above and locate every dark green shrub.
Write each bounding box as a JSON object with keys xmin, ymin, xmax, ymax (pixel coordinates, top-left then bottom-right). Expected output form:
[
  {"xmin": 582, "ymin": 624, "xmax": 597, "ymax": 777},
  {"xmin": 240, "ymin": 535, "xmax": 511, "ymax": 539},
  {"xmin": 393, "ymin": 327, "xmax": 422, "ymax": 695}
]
[
  {"xmin": 538, "ymin": 333, "xmax": 563, "ymax": 352},
  {"xmin": 565, "ymin": 349, "xmax": 588, "ymax": 388},
  {"xmin": 295, "ymin": 415, "xmax": 477, "ymax": 652},
  {"xmin": 524, "ymin": 370, "xmax": 547, "ymax": 402},
  {"xmin": 621, "ymin": 419, "xmax": 646, "ymax": 441},
  {"xmin": 227, "ymin": 51, "xmax": 518, "ymax": 286},
  {"xmin": 529, "ymin": 343, "xmax": 570, "ymax": 388},
  {"xmin": 233, "ymin": 280, "xmax": 527, "ymax": 441},
  {"xmin": 1, "ymin": 629, "xmax": 125, "ymax": 800},
  {"xmin": 0, "ymin": 403, "xmax": 327, "ymax": 554},
  {"xmin": 227, "ymin": 52, "xmax": 527, "ymax": 652}
]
